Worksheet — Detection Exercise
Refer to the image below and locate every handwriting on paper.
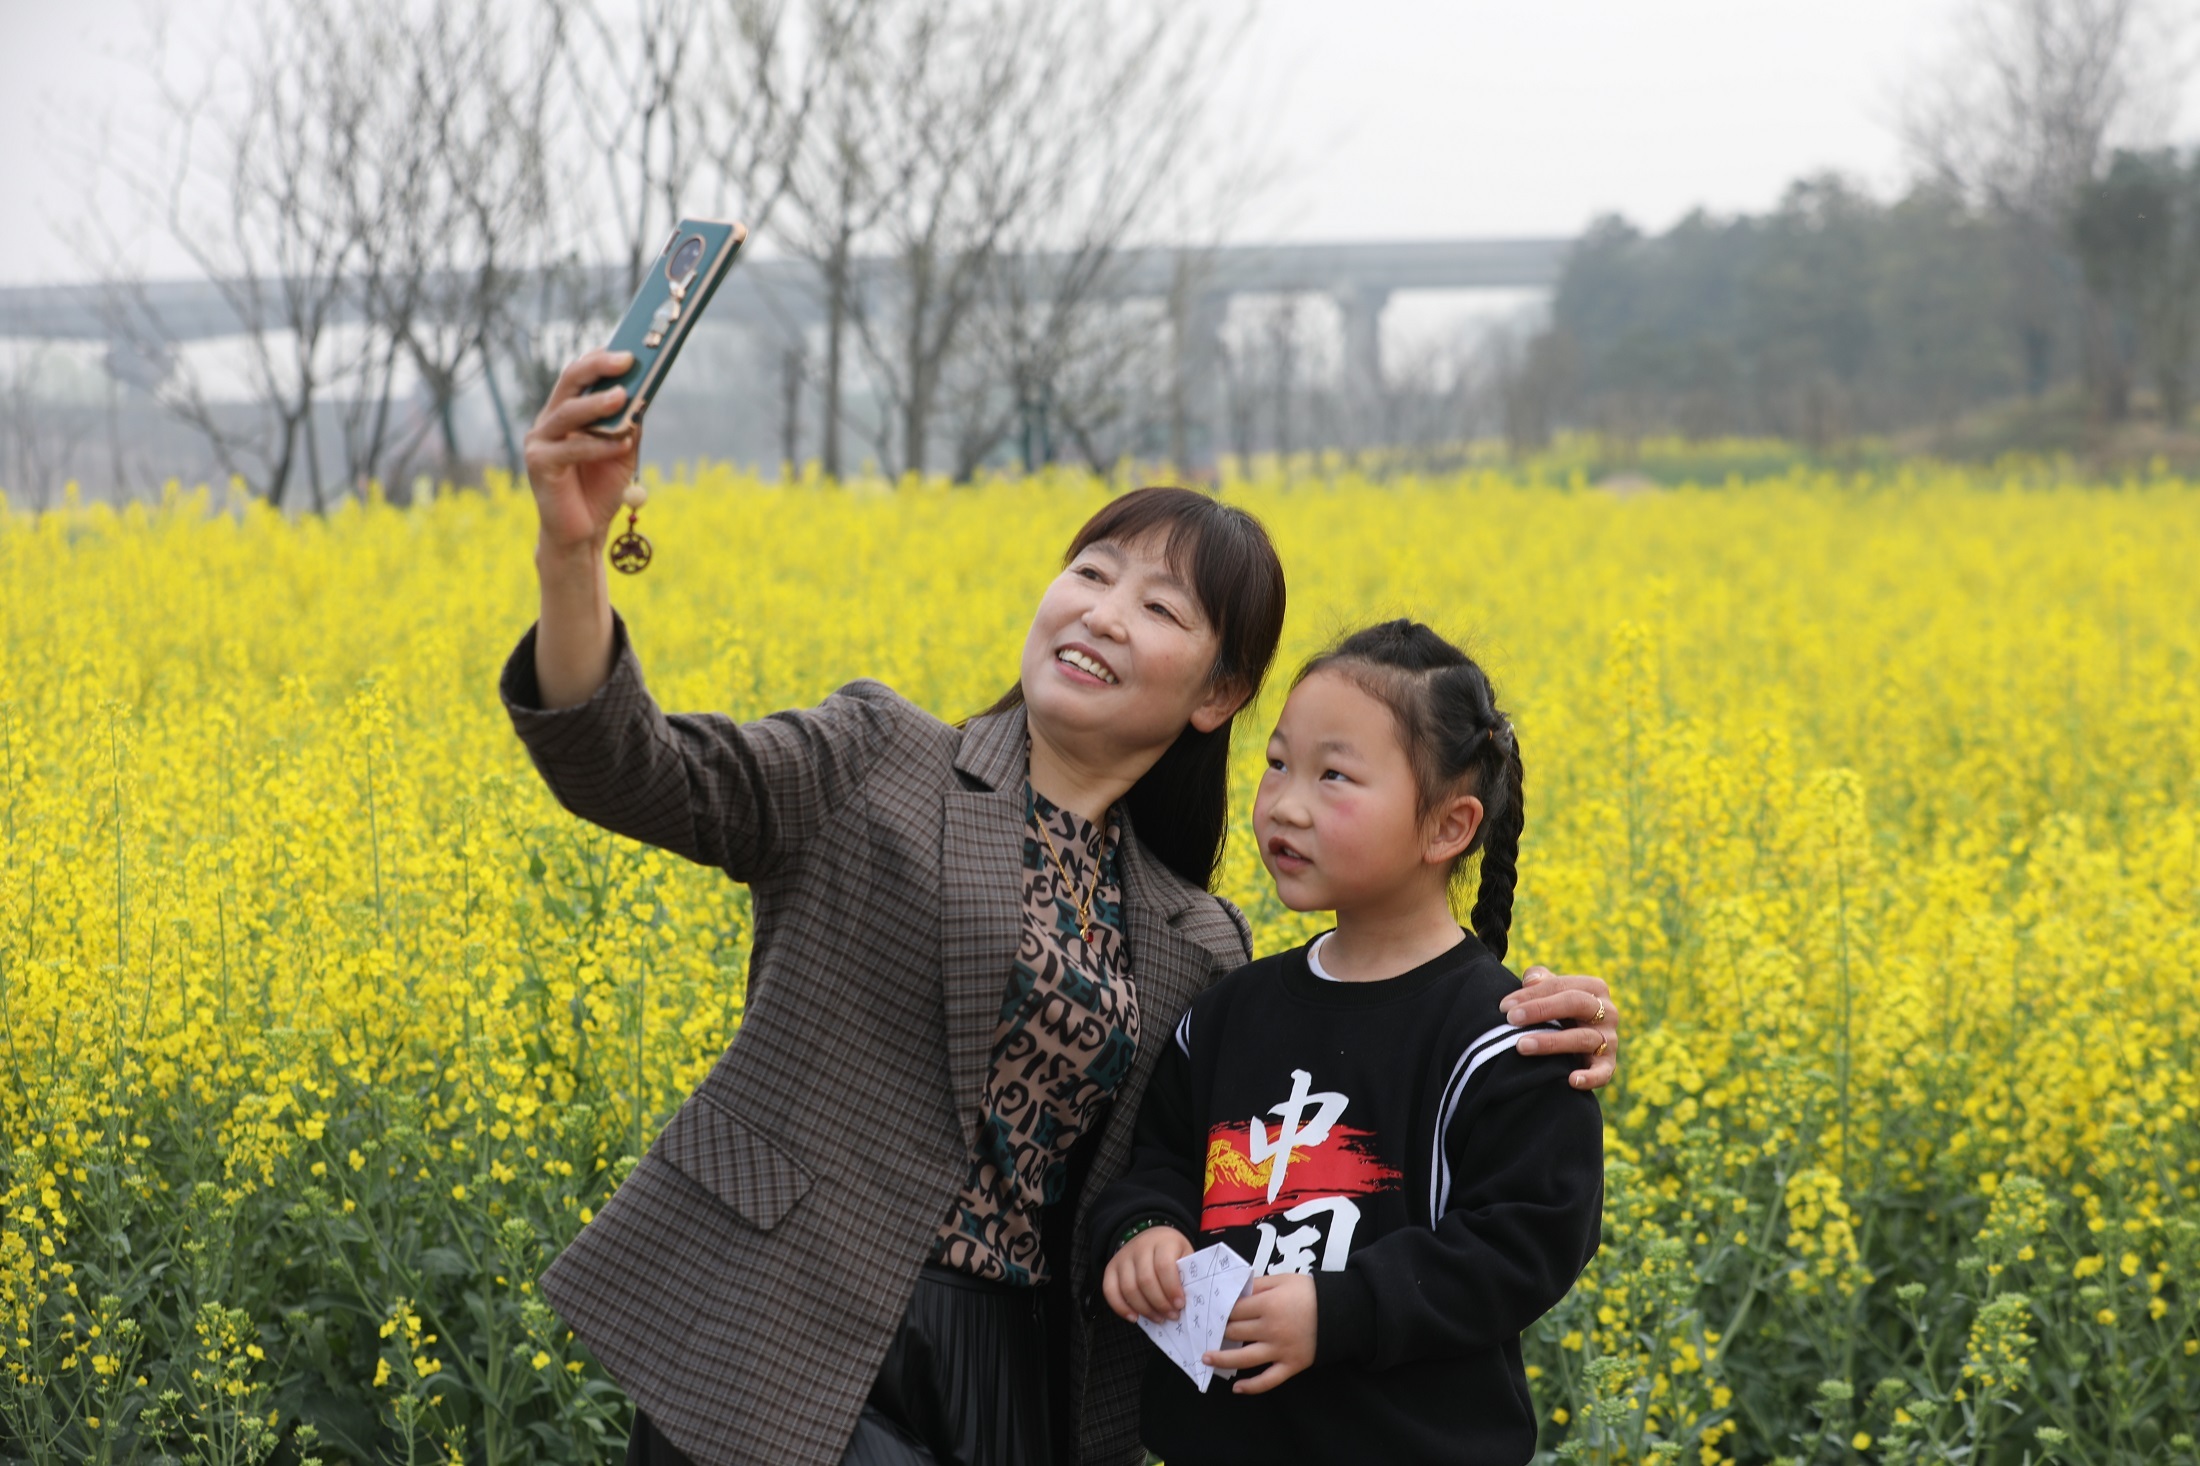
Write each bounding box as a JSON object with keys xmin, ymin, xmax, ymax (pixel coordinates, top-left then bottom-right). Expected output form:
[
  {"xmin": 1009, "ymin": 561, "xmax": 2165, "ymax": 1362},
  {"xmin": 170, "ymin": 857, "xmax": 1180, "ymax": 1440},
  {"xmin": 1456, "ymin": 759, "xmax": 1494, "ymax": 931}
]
[{"xmin": 1136, "ymin": 1241, "xmax": 1255, "ymax": 1393}]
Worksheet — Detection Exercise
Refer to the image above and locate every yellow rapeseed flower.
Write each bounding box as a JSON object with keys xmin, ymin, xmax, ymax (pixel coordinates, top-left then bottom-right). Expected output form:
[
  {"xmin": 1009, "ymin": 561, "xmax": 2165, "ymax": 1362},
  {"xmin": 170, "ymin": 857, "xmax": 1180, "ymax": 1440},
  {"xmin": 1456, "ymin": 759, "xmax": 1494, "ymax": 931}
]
[{"xmin": 3, "ymin": 460, "xmax": 2196, "ymax": 1459}]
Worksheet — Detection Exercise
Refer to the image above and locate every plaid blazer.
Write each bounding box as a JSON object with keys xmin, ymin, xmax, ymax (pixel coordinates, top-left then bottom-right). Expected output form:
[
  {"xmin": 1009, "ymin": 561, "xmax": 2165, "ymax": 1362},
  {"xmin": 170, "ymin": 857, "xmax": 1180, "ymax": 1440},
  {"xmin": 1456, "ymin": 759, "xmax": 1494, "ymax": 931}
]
[{"xmin": 499, "ymin": 613, "xmax": 1252, "ymax": 1466}]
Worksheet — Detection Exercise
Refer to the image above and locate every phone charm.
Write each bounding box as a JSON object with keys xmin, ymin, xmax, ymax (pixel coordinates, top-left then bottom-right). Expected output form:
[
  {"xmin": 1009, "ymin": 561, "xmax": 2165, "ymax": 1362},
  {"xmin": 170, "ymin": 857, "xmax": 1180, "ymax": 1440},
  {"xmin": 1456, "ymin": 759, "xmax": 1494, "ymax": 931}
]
[
  {"xmin": 610, "ymin": 480, "xmax": 653, "ymax": 574},
  {"xmin": 644, "ymin": 295, "xmax": 676, "ymax": 349},
  {"xmin": 644, "ymin": 250, "xmax": 703, "ymax": 348}
]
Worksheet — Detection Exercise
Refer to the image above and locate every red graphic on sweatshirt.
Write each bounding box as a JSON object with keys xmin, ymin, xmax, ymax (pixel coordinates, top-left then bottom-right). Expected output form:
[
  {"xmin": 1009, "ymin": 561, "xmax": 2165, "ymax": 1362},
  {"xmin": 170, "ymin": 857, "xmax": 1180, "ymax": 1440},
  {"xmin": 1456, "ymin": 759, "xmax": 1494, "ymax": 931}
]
[{"xmin": 1199, "ymin": 1121, "xmax": 1401, "ymax": 1229}]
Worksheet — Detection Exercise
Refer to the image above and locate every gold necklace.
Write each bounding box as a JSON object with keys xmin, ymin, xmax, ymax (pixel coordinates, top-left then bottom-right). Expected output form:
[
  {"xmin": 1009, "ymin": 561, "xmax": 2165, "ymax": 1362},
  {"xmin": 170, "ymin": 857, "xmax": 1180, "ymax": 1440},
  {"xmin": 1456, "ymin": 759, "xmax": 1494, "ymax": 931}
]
[{"xmin": 1037, "ymin": 814, "xmax": 1104, "ymax": 944}]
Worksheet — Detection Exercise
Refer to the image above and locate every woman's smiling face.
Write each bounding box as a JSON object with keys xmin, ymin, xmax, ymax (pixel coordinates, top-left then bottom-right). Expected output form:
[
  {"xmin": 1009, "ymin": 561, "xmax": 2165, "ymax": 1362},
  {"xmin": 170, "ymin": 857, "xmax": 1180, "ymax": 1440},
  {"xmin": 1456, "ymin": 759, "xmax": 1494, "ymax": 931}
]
[{"xmin": 1019, "ymin": 532, "xmax": 1239, "ymax": 760}]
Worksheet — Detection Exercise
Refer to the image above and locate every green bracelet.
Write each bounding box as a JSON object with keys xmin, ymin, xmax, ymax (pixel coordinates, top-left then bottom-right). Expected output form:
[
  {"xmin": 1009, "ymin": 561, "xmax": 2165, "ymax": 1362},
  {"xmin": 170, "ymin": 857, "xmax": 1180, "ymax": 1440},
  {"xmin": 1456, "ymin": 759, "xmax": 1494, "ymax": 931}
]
[{"xmin": 1115, "ymin": 1217, "xmax": 1169, "ymax": 1251}]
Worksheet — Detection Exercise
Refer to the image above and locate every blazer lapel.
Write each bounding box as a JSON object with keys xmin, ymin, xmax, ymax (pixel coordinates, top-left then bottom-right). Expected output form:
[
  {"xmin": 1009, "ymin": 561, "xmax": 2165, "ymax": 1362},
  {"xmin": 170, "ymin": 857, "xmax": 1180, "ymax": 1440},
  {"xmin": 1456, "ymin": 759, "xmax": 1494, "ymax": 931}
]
[
  {"xmin": 938, "ymin": 704, "xmax": 1031, "ymax": 1147},
  {"xmin": 937, "ymin": 707, "xmax": 1235, "ymax": 1156}
]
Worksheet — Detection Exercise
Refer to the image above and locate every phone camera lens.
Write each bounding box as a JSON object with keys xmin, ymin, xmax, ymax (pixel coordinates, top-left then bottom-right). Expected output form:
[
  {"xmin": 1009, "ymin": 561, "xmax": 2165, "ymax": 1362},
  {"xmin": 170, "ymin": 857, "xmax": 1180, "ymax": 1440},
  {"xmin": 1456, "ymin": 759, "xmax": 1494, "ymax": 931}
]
[{"xmin": 668, "ymin": 236, "xmax": 705, "ymax": 282}]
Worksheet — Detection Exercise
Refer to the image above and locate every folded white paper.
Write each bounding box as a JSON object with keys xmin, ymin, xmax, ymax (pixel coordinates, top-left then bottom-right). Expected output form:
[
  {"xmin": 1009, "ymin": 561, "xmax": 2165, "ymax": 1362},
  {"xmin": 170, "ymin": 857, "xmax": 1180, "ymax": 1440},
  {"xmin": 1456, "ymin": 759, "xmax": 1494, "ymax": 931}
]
[{"xmin": 1135, "ymin": 1242, "xmax": 1256, "ymax": 1393}]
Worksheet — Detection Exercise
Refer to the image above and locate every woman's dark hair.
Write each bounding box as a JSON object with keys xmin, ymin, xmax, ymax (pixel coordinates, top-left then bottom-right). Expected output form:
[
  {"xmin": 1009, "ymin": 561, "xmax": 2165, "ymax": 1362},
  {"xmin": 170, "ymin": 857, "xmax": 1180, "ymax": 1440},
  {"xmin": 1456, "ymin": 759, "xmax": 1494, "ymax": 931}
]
[
  {"xmin": 1295, "ymin": 620, "xmax": 1525, "ymax": 960},
  {"xmin": 980, "ymin": 486, "xmax": 1286, "ymax": 890}
]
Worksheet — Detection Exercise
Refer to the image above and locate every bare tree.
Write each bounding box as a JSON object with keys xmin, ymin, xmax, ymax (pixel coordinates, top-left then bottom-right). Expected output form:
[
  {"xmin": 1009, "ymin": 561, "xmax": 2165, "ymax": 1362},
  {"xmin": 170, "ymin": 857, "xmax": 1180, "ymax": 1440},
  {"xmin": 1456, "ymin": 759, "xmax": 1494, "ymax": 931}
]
[
  {"xmin": 839, "ymin": 0, "xmax": 1046, "ymax": 478},
  {"xmin": 943, "ymin": 3, "xmax": 1246, "ymax": 478},
  {"xmin": 371, "ymin": 0, "xmax": 561, "ymax": 489},
  {"xmin": 1216, "ymin": 321, "xmax": 1262, "ymax": 467},
  {"xmin": 769, "ymin": 0, "xmax": 1261, "ymax": 480},
  {"xmin": 1463, "ymin": 321, "xmax": 1572, "ymax": 458},
  {"xmin": 1372, "ymin": 331, "xmax": 1485, "ymax": 462},
  {"xmin": 559, "ymin": 0, "xmax": 711, "ymax": 299},
  {"xmin": 96, "ymin": 0, "xmax": 387, "ymax": 509},
  {"xmin": 1902, "ymin": 0, "xmax": 2189, "ymax": 414},
  {"xmin": 555, "ymin": 0, "xmax": 856, "ymax": 305},
  {"xmin": 777, "ymin": 339, "xmax": 808, "ymax": 467},
  {"xmin": 759, "ymin": 0, "xmax": 967, "ymax": 478},
  {"xmin": 0, "ymin": 346, "xmax": 96, "ymax": 511},
  {"xmin": 778, "ymin": 77, "xmax": 887, "ymax": 478},
  {"xmin": 1905, "ymin": 0, "xmax": 2184, "ymax": 212},
  {"xmin": 80, "ymin": 0, "xmax": 1272, "ymax": 498},
  {"xmin": 1263, "ymin": 295, "xmax": 1304, "ymax": 459},
  {"xmin": 1004, "ymin": 298, "xmax": 1176, "ymax": 477},
  {"xmin": 2073, "ymin": 147, "xmax": 2200, "ymax": 424},
  {"xmin": 1209, "ymin": 294, "xmax": 1311, "ymax": 467},
  {"xmin": 96, "ymin": 0, "xmax": 575, "ymax": 505},
  {"xmin": 703, "ymin": 0, "xmax": 883, "ymax": 477}
]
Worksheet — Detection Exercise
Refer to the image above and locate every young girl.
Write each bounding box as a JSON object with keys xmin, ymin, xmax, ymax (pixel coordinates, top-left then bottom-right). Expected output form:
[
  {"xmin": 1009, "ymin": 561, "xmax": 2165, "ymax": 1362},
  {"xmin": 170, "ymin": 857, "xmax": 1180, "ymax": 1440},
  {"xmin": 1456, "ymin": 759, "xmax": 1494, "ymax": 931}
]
[{"xmin": 1090, "ymin": 620, "xmax": 1604, "ymax": 1466}]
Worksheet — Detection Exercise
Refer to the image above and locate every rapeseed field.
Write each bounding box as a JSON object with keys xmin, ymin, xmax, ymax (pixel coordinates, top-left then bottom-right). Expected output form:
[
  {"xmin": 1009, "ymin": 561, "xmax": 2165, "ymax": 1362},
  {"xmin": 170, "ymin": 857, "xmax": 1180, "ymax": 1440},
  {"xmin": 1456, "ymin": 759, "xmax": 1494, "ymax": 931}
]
[{"xmin": 1, "ymin": 461, "xmax": 2195, "ymax": 1464}]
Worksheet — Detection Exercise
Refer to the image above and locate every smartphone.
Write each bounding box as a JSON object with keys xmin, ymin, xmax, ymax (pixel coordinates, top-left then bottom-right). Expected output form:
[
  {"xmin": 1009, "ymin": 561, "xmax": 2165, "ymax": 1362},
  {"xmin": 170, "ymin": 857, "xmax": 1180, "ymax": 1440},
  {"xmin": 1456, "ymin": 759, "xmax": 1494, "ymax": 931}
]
[{"xmin": 582, "ymin": 217, "xmax": 748, "ymax": 436}]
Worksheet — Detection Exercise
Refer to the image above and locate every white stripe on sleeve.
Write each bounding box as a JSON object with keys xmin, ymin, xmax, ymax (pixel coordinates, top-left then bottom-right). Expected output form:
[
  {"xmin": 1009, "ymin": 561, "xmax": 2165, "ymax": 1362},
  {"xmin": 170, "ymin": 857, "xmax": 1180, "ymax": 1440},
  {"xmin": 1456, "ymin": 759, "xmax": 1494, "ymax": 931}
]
[{"xmin": 1428, "ymin": 1020, "xmax": 1562, "ymax": 1223}]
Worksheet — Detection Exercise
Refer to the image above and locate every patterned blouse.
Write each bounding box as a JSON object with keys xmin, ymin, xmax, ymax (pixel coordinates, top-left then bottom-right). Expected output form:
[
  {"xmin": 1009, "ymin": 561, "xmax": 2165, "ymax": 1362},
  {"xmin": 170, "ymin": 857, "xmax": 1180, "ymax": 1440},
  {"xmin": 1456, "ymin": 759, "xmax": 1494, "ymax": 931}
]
[{"xmin": 931, "ymin": 782, "xmax": 1140, "ymax": 1285}]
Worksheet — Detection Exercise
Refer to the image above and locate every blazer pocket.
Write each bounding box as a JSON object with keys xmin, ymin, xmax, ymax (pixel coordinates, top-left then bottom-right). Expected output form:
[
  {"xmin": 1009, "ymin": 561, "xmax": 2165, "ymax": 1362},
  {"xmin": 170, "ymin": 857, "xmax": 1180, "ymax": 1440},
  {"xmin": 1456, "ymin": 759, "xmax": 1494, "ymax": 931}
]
[{"xmin": 652, "ymin": 1093, "xmax": 817, "ymax": 1232}]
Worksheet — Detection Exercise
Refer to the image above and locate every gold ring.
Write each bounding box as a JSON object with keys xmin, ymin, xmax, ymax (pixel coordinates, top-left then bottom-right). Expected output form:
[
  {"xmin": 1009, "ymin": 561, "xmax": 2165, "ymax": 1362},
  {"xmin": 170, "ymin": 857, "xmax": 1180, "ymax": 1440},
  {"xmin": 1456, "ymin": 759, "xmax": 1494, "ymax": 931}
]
[
  {"xmin": 1595, "ymin": 1037, "xmax": 1609, "ymax": 1057},
  {"xmin": 1593, "ymin": 997, "xmax": 1605, "ymax": 1025}
]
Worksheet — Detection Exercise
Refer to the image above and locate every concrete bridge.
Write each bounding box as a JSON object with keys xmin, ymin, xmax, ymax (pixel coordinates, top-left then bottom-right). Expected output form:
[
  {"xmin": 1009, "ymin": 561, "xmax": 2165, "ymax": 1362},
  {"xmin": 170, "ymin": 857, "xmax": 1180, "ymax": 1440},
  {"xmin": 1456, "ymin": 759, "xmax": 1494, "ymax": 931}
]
[
  {"xmin": 0, "ymin": 236, "xmax": 1569, "ymax": 382},
  {"xmin": 0, "ymin": 236, "xmax": 1571, "ymax": 475}
]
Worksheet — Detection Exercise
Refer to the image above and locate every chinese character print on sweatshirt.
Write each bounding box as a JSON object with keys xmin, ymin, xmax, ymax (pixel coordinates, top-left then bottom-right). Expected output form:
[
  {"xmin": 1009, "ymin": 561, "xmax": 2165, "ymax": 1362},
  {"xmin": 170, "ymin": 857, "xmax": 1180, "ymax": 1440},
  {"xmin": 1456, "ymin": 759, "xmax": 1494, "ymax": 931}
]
[{"xmin": 1088, "ymin": 930, "xmax": 1605, "ymax": 1466}]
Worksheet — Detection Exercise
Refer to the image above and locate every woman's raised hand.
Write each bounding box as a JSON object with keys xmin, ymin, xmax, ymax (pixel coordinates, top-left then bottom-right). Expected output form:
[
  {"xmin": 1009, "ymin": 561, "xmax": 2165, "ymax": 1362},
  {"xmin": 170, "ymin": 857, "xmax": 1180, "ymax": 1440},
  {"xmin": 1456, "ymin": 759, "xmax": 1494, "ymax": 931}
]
[
  {"xmin": 523, "ymin": 350, "xmax": 641, "ymax": 555},
  {"xmin": 524, "ymin": 351, "xmax": 641, "ymax": 710}
]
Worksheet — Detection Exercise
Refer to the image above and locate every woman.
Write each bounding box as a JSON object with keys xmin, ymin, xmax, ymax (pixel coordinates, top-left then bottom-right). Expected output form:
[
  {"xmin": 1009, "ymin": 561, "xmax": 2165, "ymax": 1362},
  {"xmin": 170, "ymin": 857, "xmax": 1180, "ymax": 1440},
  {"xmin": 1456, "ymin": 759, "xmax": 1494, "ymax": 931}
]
[{"xmin": 501, "ymin": 351, "xmax": 1622, "ymax": 1466}]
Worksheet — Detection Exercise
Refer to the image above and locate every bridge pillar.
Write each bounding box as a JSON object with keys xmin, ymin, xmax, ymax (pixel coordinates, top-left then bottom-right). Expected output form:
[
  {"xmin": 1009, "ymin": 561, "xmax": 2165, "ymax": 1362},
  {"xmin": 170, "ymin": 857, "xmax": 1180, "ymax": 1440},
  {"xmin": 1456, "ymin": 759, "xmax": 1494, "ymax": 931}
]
[{"xmin": 1335, "ymin": 282, "xmax": 1390, "ymax": 445}]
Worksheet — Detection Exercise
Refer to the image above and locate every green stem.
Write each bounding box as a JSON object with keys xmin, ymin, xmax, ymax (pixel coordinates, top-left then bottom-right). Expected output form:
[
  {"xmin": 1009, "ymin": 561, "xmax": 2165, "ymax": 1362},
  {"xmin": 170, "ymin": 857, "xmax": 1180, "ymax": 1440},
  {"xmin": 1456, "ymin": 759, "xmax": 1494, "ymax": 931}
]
[
  {"xmin": 2, "ymin": 699, "xmax": 16, "ymax": 846},
  {"xmin": 110, "ymin": 709, "xmax": 126, "ymax": 975},
  {"xmin": 1832, "ymin": 819, "xmax": 1852, "ymax": 1190},
  {"xmin": 365, "ymin": 736, "xmax": 386, "ymax": 936}
]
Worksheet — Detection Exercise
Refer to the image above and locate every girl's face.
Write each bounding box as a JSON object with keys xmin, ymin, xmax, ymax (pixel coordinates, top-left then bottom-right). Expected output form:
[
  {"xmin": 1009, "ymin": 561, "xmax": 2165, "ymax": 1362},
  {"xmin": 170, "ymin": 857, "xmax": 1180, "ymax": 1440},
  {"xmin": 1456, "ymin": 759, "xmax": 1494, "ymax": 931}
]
[
  {"xmin": 1019, "ymin": 532, "xmax": 1241, "ymax": 764},
  {"xmin": 1254, "ymin": 669, "xmax": 1481, "ymax": 915}
]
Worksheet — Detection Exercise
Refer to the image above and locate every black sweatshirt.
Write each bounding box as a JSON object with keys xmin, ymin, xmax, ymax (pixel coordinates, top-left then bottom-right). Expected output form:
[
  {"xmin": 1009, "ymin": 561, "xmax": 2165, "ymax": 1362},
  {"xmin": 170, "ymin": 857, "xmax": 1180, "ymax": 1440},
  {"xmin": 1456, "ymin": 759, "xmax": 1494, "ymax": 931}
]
[{"xmin": 1087, "ymin": 931, "xmax": 1604, "ymax": 1466}]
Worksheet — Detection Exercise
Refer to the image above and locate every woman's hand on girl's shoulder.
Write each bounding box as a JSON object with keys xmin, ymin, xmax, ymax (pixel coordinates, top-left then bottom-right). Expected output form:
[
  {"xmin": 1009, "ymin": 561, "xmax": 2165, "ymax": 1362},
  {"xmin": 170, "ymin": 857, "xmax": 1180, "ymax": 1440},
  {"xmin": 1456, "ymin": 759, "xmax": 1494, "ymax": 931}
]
[
  {"xmin": 1499, "ymin": 969, "xmax": 1620, "ymax": 1091},
  {"xmin": 1103, "ymin": 1225, "xmax": 1193, "ymax": 1323}
]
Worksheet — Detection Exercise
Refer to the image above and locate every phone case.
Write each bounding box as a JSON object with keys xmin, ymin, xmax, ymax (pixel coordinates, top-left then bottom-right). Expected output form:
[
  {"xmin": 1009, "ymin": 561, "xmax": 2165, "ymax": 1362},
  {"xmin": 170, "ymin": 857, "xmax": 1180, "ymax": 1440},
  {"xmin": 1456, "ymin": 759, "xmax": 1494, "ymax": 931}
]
[{"xmin": 583, "ymin": 217, "xmax": 747, "ymax": 436}]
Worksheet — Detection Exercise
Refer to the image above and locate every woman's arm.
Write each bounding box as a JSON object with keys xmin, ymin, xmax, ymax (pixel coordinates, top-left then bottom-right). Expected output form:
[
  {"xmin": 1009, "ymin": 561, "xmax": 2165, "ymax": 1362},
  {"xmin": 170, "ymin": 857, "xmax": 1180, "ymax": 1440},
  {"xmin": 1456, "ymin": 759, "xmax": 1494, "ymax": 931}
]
[
  {"xmin": 501, "ymin": 620, "xmax": 897, "ymax": 879},
  {"xmin": 525, "ymin": 350, "xmax": 636, "ymax": 708},
  {"xmin": 506, "ymin": 351, "xmax": 895, "ymax": 880}
]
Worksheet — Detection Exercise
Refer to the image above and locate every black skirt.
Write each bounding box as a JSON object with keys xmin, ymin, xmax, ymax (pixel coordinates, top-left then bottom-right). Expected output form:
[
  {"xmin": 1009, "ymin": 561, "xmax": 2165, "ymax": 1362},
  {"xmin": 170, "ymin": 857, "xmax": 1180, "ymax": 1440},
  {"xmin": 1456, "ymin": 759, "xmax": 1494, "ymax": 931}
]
[{"xmin": 624, "ymin": 1265, "xmax": 1053, "ymax": 1466}]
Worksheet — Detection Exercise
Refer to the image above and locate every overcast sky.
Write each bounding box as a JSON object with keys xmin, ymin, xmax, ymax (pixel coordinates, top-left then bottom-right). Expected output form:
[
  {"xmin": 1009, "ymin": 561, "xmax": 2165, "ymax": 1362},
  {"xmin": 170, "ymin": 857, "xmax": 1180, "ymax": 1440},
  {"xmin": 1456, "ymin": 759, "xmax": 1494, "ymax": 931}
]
[{"xmin": 0, "ymin": 0, "xmax": 2183, "ymax": 286}]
